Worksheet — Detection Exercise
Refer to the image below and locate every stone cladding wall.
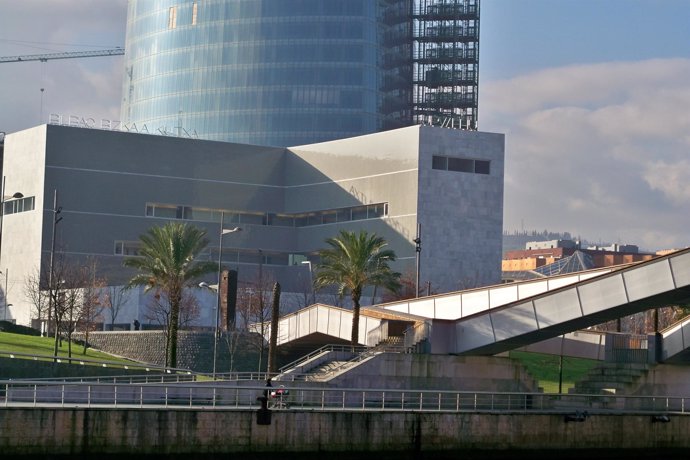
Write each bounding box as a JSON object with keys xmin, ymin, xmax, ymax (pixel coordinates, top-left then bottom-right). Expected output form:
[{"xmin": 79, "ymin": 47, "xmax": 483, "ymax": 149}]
[{"xmin": 74, "ymin": 331, "xmax": 264, "ymax": 373}]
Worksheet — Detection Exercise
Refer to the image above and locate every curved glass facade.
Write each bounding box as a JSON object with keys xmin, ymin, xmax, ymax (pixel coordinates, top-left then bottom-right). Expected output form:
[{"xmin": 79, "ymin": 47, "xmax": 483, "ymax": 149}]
[{"xmin": 121, "ymin": 0, "xmax": 388, "ymax": 147}]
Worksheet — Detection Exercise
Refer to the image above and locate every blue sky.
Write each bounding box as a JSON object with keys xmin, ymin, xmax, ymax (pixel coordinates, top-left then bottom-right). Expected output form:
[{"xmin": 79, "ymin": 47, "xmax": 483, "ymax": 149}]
[
  {"xmin": 0, "ymin": 0, "xmax": 689, "ymax": 251},
  {"xmin": 481, "ymin": 0, "xmax": 690, "ymax": 79}
]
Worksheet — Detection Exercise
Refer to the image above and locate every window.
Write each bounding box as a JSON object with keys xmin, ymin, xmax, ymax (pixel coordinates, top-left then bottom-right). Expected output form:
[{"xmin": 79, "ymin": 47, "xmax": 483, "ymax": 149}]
[
  {"xmin": 114, "ymin": 241, "xmax": 142, "ymax": 256},
  {"xmin": 448, "ymin": 157, "xmax": 473, "ymax": 173},
  {"xmin": 475, "ymin": 160, "xmax": 490, "ymax": 175},
  {"xmin": 3, "ymin": 196, "xmax": 35, "ymax": 216},
  {"xmin": 168, "ymin": 6, "xmax": 177, "ymax": 29},
  {"xmin": 145, "ymin": 201, "xmax": 388, "ymax": 228},
  {"xmin": 432, "ymin": 155, "xmax": 447, "ymax": 170},
  {"xmin": 368, "ymin": 203, "xmax": 387, "ymax": 218},
  {"xmin": 351, "ymin": 206, "xmax": 368, "ymax": 220},
  {"xmin": 432, "ymin": 155, "xmax": 490, "ymax": 175}
]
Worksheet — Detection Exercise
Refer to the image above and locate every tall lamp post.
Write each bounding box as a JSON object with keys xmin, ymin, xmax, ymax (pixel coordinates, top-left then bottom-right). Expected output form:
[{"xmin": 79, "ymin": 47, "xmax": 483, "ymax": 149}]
[
  {"xmin": 301, "ymin": 260, "xmax": 315, "ymax": 305},
  {"xmin": 0, "ymin": 269, "xmax": 9, "ymax": 321},
  {"xmin": 413, "ymin": 223, "xmax": 421, "ymax": 298},
  {"xmin": 203, "ymin": 211, "xmax": 241, "ymax": 380},
  {"xmin": 47, "ymin": 190, "xmax": 62, "ymax": 336}
]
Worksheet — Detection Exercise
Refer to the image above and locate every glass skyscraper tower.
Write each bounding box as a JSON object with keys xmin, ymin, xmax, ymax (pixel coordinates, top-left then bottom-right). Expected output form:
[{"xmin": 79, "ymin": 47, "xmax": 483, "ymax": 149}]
[{"xmin": 121, "ymin": 0, "xmax": 479, "ymax": 147}]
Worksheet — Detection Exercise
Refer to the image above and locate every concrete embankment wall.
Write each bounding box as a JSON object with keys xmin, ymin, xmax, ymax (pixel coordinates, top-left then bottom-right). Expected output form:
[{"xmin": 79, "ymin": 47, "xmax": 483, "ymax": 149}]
[{"xmin": 1, "ymin": 408, "xmax": 688, "ymax": 456}]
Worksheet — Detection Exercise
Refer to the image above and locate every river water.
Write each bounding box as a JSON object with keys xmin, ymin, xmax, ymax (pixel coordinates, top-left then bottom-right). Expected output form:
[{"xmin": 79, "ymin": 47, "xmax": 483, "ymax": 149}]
[{"xmin": 16, "ymin": 450, "xmax": 690, "ymax": 460}]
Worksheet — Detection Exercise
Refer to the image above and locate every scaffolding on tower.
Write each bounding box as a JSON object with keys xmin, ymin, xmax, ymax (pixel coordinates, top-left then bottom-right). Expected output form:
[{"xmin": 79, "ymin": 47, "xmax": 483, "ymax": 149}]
[{"xmin": 412, "ymin": 0, "xmax": 479, "ymax": 130}]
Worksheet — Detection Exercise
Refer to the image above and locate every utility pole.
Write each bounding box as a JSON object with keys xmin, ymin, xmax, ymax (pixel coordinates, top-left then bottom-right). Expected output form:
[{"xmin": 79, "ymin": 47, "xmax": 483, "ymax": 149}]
[{"xmin": 47, "ymin": 189, "xmax": 62, "ymax": 336}]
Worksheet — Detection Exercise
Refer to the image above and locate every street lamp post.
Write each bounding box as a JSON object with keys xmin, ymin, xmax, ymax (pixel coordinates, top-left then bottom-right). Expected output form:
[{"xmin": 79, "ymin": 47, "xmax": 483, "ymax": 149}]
[
  {"xmin": 1, "ymin": 268, "xmax": 8, "ymax": 321},
  {"xmin": 301, "ymin": 260, "xmax": 315, "ymax": 305},
  {"xmin": 47, "ymin": 189, "xmax": 62, "ymax": 336},
  {"xmin": 204, "ymin": 211, "xmax": 241, "ymax": 380},
  {"xmin": 413, "ymin": 223, "xmax": 421, "ymax": 298}
]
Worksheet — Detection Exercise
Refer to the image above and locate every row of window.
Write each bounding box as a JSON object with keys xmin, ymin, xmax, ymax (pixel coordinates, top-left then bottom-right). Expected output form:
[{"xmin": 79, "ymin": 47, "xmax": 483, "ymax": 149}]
[
  {"xmin": 115, "ymin": 241, "xmax": 315, "ymax": 267},
  {"xmin": 145, "ymin": 202, "xmax": 388, "ymax": 228},
  {"xmin": 130, "ymin": 85, "xmax": 372, "ymax": 113},
  {"xmin": 2, "ymin": 196, "xmax": 35, "ymax": 216},
  {"xmin": 162, "ymin": 1, "xmax": 372, "ymax": 32},
  {"xmin": 432, "ymin": 155, "xmax": 490, "ymax": 175},
  {"xmin": 166, "ymin": 3, "xmax": 374, "ymax": 35},
  {"xmin": 124, "ymin": 109, "xmax": 379, "ymax": 143},
  {"xmin": 168, "ymin": 3, "xmax": 198, "ymax": 29}
]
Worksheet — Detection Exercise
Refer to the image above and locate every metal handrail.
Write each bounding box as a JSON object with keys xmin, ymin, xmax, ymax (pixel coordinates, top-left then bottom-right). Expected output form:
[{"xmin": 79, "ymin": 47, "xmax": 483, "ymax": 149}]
[
  {"xmin": 278, "ymin": 344, "xmax": 367, "ymax": 373},
  {"xmin": 1, "ymin": 380, "xmax": 688, "ymax": 415},
  {"xmin": 0, "ymin": 350, "xmax": 178, "ymax": 373},
  {"xmin": 5, "ymin": 373, "xmax": 198, "ymax": 384}
]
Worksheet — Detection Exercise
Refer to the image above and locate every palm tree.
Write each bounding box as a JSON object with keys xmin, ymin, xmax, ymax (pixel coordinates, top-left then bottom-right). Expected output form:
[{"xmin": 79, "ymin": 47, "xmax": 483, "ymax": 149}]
[
  {"xmin": 314, "ymin": 230, "xmax": 401, "ymax": 345},
  {"xmin": 123, "ymin": 222, "xmax": 217, "ymax": 368}
]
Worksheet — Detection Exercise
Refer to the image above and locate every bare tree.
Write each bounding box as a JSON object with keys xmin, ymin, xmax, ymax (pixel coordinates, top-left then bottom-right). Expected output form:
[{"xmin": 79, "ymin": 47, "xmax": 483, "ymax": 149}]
[
  {"xmin": 220, "ymin": 329, "xmax": 242, "ymax": 373},
  {"xmin": 24, "ymin": 268, "xmax": 49, "ymax": 333},
  {"xmin": 285, "ymin": 271, "xmax": 314, "ymax": 311},
  {"xmin": 591, "ymin": 306, "xmax": 690, "ymax": 334},
  {"xmin": 236, "ymin": 271, "xmax": 276, "ymax": 372},
  {"xmin": 48, "ymin": 254, "xmax": 72, "ymax": 358},
  {"xmin": 102, "ymin": 284, "xmax": 131, "ymax": 330},
  {"xmin": 143, "ymin": 288, "xmax": 202, "ymax": 363},
  {"xmin": 52, "ymin": 259, "xmax": 105, "ymax": 358},
  {"xmin": 79, "ymin": 259, "xmax": 106, "ymax": 354}
]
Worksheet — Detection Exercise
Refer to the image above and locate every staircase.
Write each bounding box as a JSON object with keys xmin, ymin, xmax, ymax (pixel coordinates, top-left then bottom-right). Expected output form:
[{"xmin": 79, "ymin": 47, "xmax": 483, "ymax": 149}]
[
  {"xmin": 288, "ymin": 338, "xmax": 406, "ymax": 382},
  {"xmin": 298, "ymin": 360, "xmax": 354, "ymax": 381},
  {"xmin": 569, "ymin": 362, "xmax": 650, "ymax": 395},
  {"xmin": 372, "ymin": 336, "xmax": 405, "ymax": 352}
]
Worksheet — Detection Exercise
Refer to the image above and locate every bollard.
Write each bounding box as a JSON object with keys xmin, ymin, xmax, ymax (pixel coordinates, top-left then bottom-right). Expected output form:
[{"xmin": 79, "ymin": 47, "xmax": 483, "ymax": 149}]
[
  {"xmin": 256, "ymin": 395, "xmax": 271, "ymax": 425},
  {"xmin": 256, "ymin": 379, "xmax": 273, "ymax": 425}
]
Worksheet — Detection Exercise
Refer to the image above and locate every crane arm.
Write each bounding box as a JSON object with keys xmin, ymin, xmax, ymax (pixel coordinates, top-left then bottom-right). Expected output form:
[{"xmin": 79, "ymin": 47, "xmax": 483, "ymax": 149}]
[{"xmin": 0, "ymin": 48, "xmax": 124, "ymax": 64}]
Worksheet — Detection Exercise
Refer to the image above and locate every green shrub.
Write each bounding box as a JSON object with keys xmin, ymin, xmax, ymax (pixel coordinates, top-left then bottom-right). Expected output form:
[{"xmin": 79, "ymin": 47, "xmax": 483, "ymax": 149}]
[{"xmin": 0, "ymin": 321, "xmax": 41, "ymax": 336}]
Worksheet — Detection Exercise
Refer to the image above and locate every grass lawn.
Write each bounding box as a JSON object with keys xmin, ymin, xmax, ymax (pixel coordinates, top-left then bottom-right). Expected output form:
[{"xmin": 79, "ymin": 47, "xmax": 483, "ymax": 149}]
[
  {"xmin": 0, "ymin": 331, "xmax": 138, "ymax": 366},
  {"xmin": 1, "ymin": 329, "xmax": 600, "ymax": 388},
  {"xmin": 510, "ymin": 350, "xmax": 600, "ymax": 393}
]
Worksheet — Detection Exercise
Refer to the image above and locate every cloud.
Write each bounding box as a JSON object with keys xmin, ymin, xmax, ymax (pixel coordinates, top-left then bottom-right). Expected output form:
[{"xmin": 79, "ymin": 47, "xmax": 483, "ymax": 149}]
[
  {"xmin": 644, "ymin": 160, "xmax": 690, "ymax": 205},
  {"xmin": 482, "ymin": 58, "xmax": 690, "ymax": 250},
  {"xmin": 0, "ymin": 2, "xmax": 127, "ymax": 134}
]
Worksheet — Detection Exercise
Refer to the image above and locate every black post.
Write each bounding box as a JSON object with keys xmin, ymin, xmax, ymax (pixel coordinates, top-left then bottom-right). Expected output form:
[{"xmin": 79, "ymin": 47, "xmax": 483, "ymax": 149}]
[
  {"xmin": 414, "ymin": 223, "xmax": 421, "ymax": 298},
  {"xmin": 256, "ymin": 379, "xmax": 272, "ymax": 425},
  {"xmin": 558, "ymin": 334, "xmax": 565, "ymax": 394},
  {"xmin": 225, "ymin": 269, "xmax": 238, "ymax": 330}
]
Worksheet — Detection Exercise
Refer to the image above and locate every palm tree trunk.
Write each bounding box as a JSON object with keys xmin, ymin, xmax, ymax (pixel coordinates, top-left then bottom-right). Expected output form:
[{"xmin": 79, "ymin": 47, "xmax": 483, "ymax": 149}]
[
  {"xmin": 351, "ymin": 288, "xmax": 361, "ymax": 346},
  {"xmin": 267, "ymin": 282, "xmax": 281, "ymax": 375},
  {"xmin": 168, "ymin": 292, "xmax": 181, "ymax": 369}
]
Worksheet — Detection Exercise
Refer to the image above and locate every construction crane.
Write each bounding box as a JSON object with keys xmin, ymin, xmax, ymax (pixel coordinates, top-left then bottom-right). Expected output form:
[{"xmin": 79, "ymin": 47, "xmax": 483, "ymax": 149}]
[{"xmin": 0, "ymin": 48, "xmax": 124, "ymax": 64}]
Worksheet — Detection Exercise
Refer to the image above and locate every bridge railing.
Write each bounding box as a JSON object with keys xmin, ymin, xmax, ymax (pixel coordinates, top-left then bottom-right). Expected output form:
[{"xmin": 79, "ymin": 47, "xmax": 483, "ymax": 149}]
[
  {"xmin": 2, "ymin": 380, "xmax": 687, "ymax": 414},
  {"xmin": 278, "ymin": 344, "xmax": 367, "ymax": 374}
]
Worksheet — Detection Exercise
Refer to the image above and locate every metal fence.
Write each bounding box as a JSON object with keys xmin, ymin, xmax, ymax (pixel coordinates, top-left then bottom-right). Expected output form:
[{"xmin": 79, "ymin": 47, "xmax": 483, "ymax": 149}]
[
  {"xmin": 1, "ymin": 380, "xmax": 687, "ymax": 414},
  {"xmin": 605, "ymin": 333, "xmax": 650, "ymax": 363}
]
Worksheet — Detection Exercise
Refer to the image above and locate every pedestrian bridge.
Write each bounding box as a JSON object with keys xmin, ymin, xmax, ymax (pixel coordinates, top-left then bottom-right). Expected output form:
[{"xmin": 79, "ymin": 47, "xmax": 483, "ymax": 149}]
[{"xmin": 273, "ymin": 247, "xmax": 690, "ymax": 363}]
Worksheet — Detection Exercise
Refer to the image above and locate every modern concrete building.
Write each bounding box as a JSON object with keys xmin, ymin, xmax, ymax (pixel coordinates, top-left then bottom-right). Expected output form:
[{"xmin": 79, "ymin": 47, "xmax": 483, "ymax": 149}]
[
  {"xmin": 121, "ymin": 0, "xmax": 480, "ymax": 146},
  {"xmin": 1, "ymin": 123, "xmax": 504, "ymax": 327}
]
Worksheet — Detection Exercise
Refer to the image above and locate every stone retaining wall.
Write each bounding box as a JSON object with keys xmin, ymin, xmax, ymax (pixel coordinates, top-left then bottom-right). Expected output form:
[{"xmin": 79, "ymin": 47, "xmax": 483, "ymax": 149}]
[
  {"xmin": 75, "ymin": 331, "xmax": 264, "ymax": 372},
  {"xmin": 0, "ymin": 408, "xmax": 687, "ymax": 456}
]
